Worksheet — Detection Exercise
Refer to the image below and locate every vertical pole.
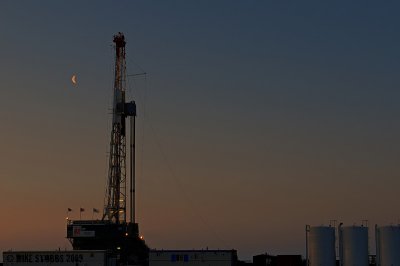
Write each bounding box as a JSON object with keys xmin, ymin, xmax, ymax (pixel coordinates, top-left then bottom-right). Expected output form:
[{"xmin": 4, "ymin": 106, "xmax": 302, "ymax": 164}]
[
  {"xmin": 338, "ymin": 223, "xmax": 343, "ymax": 266},
  {"xmin": 375, "ymin": 225, "xmax": 379, "ymax": 266},
  {"xmin": 306, "ymin": 225, "xmax": 309, "ymax": 266},
  {"xmin": 130, "ymin": 115, "xmax": 135, "ymax": 224}
]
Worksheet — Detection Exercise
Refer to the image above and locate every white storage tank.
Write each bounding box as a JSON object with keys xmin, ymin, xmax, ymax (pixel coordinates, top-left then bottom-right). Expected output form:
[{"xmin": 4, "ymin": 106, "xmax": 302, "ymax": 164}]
[
  {"xmin": 339, "ymin": 225, "xmax": 369, "ymax": 266},
  {"xmin": 306, "ymin": 225, "xmax": 336, "ymax": 266},
  {"xmin": 376, "ymin": 225, "xmax": 400, "ymax": 266}
]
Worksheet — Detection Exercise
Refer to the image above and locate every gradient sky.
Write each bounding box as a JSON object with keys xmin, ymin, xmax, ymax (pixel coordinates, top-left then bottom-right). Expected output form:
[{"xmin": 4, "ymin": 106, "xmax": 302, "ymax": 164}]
[{"xmin": 1, "ymin": 0, "xmax": 400, "ymax": 260}]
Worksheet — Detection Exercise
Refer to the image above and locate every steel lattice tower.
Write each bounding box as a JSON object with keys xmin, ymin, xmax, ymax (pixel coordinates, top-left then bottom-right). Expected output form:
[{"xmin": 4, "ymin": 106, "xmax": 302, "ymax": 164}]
[
  {"xmin": 103, "ymin": 32, "xmax": 128, "ymax": 223},
  {"xmin": 67, "ymin": 33, "xmax": 147, "ymax": 266}
]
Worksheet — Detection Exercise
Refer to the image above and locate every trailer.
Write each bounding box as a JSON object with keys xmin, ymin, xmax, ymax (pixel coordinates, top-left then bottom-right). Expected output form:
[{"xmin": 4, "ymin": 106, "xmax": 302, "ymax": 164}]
[{"xmin": 3, "ymin": 250, "xmax": 116, "ymax": 266}]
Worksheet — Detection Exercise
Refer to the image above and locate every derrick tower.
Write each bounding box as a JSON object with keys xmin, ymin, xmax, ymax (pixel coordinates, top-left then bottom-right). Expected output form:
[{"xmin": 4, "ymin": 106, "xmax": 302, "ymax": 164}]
[
  {"xmin": 104, "ymin": 32, "xmax": 129, "ymax": 223},
  {"xmin": 67, "ymin": 32, "xmax": 148, "ymax": 266}
]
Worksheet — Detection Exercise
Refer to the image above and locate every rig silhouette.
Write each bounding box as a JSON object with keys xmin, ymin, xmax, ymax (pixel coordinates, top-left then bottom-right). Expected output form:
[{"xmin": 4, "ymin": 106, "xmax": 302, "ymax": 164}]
[{"xmin": 66, "ymin": 32, "xmax": 149, "ymax": 266}]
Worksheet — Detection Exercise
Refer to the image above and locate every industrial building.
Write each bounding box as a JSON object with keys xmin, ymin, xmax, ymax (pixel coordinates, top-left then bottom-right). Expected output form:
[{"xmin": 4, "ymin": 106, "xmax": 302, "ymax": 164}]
[
  {"xmin": 149, "ymin": 250, "xmax": 237, "ymax": 266},
  {"xmin": 252, "ymin": 254, "xmax": 303, "ymax": 266}
]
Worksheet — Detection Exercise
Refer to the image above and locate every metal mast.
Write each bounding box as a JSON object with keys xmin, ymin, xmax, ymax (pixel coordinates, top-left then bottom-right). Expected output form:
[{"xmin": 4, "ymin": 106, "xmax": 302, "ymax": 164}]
[
  {"xmin": 103, "ymin": 32, "xmax": 135, "ymax": 223},
  {"xmin": 67, "ymin": 33, "xmax": 147, "ymax": 266}
]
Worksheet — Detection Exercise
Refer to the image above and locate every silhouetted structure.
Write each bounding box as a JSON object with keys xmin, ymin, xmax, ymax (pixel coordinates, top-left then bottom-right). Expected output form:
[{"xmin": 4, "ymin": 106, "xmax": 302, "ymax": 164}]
[
  {"xmin": 369, "ymin": 255, "xmax": 376, "ymax": 266},
  {"xmin": 150, "ymin": 250, "xmax": 238, "ymax": 266},
  {"xmin": 66, "ymin": 32, "xmax": 148, "ymax": 266},
  {"xmin": 253, "ymin": 254, "xmax": 304, "ymax": 266},
  {"xmin": 253, "ymin": 254, "xmax": 274, "ymax": 266}
]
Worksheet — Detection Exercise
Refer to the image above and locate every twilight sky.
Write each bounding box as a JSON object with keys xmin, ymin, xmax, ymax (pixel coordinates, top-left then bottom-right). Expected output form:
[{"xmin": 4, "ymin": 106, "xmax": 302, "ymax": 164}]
[{"xmin": 1, "ymin": 0, "xmax": 400, "ymax": 260}]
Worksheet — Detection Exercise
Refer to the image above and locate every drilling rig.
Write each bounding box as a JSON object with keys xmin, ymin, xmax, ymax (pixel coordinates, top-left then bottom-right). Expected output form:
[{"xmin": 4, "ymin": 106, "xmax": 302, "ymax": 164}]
[{"xmin": 67, "ymin": 32, "xmax": 149, "ymax": 266}]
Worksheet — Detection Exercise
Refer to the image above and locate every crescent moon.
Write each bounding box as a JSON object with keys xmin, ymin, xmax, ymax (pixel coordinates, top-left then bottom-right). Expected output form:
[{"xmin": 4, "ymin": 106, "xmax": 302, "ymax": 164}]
[{"xmin": 71, "ymin": 75, "xmax": 77, "ymax": 85}]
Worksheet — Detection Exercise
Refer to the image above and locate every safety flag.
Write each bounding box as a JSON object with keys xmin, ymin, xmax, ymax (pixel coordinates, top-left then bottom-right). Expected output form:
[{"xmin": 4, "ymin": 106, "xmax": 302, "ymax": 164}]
[
  {"xmin": 93, "ymin": 208, "xmax": 99, "ymax": 213},
  {"xmin": 80, "ymin": 208, "xmax": 85, "ymax": 212}
]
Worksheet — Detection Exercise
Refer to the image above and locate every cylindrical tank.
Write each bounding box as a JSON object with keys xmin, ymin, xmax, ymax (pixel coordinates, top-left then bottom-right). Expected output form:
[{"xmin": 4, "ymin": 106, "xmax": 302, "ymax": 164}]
[
  {"xmin": 376, "ymin": 225, "xmax": 400, "ymax": 266},
  {"xmin": 307, "ymin": 226, "xmax": 336, "ymax": 266},
  {"xmin": 339, "ymin": 225, "xmax": 369, "ymax": 266}
]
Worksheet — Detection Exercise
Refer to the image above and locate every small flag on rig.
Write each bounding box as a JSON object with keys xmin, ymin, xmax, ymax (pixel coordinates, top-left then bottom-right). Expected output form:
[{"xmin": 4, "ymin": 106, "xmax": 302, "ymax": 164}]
[
  {"xmin": 67, "ymin": 208, "xmax": 72, "ymax": 212},
  {"xmin": 93, "ymin": 208, "xmax": 99, "ymax": 213},
  {"xmin": 80, "ymin": 208, "xmax": 85, "ymax": 212}
]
